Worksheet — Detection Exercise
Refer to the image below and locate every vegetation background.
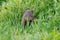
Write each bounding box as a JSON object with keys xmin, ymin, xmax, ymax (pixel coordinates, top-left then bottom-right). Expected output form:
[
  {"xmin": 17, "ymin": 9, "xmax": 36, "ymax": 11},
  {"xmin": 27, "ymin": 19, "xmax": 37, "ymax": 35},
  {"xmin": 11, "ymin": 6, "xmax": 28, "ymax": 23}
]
[{"xmin": 0, "ymin": 0, "xmax": 60, "ymax": 40}]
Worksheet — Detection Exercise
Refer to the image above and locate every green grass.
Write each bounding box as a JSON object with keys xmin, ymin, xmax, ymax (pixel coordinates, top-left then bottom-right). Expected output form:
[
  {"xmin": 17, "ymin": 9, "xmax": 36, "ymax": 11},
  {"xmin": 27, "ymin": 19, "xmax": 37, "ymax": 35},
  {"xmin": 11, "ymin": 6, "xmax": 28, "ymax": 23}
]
[{"xmin": 0, "ymin": 0, "xmax": 60, "ymax": 40}]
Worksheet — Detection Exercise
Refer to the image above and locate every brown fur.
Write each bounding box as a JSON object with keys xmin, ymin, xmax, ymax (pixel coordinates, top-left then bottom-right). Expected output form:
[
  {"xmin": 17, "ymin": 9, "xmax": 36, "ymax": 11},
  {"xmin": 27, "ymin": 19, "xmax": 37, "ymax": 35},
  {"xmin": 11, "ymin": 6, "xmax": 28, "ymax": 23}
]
[{"xmin": 22, "ymin": 10, "xmax": 34, "ymax": 27}]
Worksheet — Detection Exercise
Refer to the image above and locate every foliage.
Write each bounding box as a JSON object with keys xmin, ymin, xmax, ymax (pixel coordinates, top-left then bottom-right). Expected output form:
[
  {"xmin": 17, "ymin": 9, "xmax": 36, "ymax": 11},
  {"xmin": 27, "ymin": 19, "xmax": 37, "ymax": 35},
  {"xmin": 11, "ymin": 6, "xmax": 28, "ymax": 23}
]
[{"xmin": 0, "ymin": 0, "xmax": 60, "ymax": 40}]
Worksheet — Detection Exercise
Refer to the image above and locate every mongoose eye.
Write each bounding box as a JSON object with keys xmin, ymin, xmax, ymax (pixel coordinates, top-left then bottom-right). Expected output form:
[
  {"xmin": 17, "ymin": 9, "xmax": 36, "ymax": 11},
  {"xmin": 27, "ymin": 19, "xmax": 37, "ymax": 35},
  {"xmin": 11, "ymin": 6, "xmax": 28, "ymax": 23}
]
[{"xmin": 30, "ymin": 10, "xmax": 33, "ymax": 13}]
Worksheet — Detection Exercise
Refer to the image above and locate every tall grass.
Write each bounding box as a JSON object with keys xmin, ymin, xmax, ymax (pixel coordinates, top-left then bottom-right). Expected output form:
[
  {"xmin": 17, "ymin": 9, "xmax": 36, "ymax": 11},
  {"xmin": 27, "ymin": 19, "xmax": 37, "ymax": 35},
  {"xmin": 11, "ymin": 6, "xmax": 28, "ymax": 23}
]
[{"xmin": 0, "ymin": 0, "xmax": 60, "ymax": 40}]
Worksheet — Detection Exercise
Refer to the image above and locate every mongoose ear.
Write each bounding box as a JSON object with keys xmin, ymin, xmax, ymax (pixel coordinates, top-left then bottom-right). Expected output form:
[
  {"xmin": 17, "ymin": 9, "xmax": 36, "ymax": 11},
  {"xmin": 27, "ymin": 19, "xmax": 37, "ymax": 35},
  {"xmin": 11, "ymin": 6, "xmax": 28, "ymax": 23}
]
[
  {"xmin": 24, "ymin": 10, "xmax": 33, "ymax": 13},
  {"xmin": 31, "ymin": 10, "xmax": 33, "ymax": 13}
]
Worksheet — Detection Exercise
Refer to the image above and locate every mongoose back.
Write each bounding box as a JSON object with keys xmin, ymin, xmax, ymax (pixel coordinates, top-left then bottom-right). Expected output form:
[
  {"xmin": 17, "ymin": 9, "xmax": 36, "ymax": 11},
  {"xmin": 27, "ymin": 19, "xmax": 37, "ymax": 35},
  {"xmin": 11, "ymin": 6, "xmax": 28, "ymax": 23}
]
[{"xmin": 22, "ymin": 10, "xmax": 34, "ymax": 27}]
